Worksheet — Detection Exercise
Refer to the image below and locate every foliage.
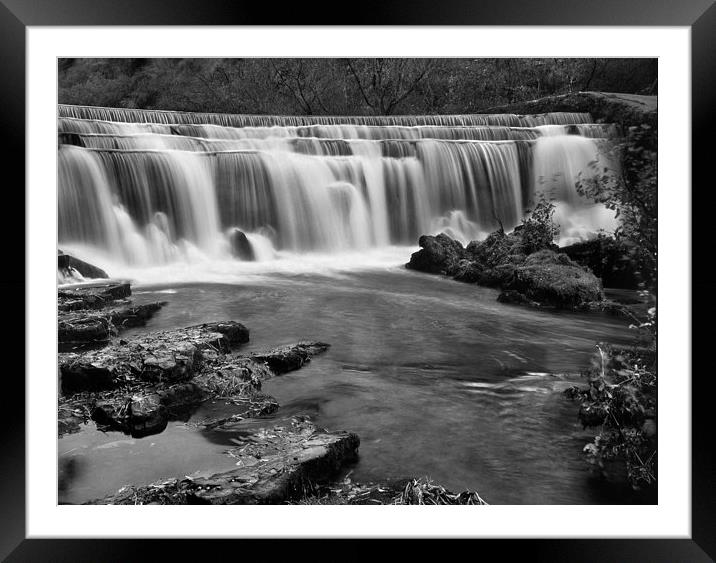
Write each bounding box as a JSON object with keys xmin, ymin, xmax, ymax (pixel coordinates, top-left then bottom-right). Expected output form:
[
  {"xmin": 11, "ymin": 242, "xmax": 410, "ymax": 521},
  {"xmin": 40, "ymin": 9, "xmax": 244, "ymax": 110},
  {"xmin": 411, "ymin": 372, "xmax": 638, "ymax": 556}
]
[
  {"xmin": 519, "ymin": 195, "xmax": 560, "ymax": 254},
  {"xmin": 394, "ymin": 477, "xmax": 488, "ymax": 505},
  {"xmin": 565, "ymin": 304, "xmax": 657, "ymax": 490},
  {"xmin": 464, "ymin": 196, "xmax": 557, "ymax": 271},
  {"xmin": 59, "ymin": 58, "xmax": 657, "ymax": 116},
  {"xmin": 291, "ymin": 476, "xmax": 488, "ymax": 505},
  {"xmin": 575, "ymin": 124, "xmax": 657, "ymax": 290}
]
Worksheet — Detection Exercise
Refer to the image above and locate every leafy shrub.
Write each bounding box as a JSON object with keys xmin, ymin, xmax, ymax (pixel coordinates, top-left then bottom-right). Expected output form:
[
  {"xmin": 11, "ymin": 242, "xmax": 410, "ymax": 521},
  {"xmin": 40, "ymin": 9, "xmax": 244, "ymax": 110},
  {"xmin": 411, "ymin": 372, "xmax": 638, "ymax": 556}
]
[
  {"xmin": 565, "ymin": 304, "xmax": 657, "ymax": 490},
  {"xmin": 519, "ymin": 195, "xmax": 560, "ymax": 254},
  {"xmin": 576, "ymin": 124, "xmax": 657, "ymax": 290}
]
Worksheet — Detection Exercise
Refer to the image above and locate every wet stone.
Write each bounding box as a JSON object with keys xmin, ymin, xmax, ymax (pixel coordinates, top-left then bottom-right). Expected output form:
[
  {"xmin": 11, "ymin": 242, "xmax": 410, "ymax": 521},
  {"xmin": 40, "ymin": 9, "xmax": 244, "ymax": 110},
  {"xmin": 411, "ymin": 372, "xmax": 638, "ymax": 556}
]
[
  {"xmin": 251, "ymin": 342, "xmax": 330, "ymax": 374},
  {"xmin": 87, "ymin": 417, "xmax": 360, "ymax": 505},
  {"xmin": 58, "ymin": 322, "xmax": 247, "ymax": 393}
]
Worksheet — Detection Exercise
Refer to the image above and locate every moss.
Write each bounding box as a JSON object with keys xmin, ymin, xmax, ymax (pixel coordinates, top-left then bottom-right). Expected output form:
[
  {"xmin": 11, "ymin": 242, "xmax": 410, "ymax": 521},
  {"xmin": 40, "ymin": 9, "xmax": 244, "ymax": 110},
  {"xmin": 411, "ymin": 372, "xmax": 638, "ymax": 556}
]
[{"xmin": 505, "ymin": 250, "xmax": 604, "ymax": 308}]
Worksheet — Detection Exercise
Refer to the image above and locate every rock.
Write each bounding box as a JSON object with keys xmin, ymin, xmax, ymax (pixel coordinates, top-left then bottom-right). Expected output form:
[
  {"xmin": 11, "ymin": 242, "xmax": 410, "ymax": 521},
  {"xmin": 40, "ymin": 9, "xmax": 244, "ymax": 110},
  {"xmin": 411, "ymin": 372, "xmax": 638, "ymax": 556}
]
[
  {"xmin": 89, "ymin": 383, "xmax": 207, "ymax": 437},
  {"xmin": 406, "ymin": 224, "xmax": 605, "ymax": 309},
  {"xmin": 91, "ymin": 397, "xmax": 131, "ymax": 429},
  {"xmin": 58, "ymin": 315, "xmax": 113, "ymax": 344},
  {"xmin": 560, "ymin": 236, "xmax": 645, "ymax": 289},
  {"xmin": 252, "ymin": 342, "xmax": 330, "ymax": 374},
  {"xmin": 406, "ymin": 233, "xmax": 465, "ymax": 275},
  {"xmin": 503, "ymin": 250, "xmax": 604, "ymax": 308},
  {"xmin": 59, "ymin": 319, "xmax": 330, "ymax": 444},
  {"xmin": 58, "ymin": 283, "xmax": 132, "ymax": 311},
  {"xmin": 58, "ymin": 302, "xmax": 166, "ymax": 345},
  {"xmin": 452, "ymin": 259, "xmax": 484, "ymax": 283},
  {"xmin": 229, "ymin": 229, "xmax": 256, "ymax": 261},
  {"xmin": 87, "ymin": 417, "xmax": 360, "ymax": 505},
  {"xmin": 188, "ymin": 321, "xmax": 249, "ymax": 347},
  {"xmin": 129, "ymin": 394, "xmax": 168, "ymax": 437},
  {"xmin": 59, "ymin": 322, "xmax": 240, "ymax": 392},
  {"xmin": 57, "ymin": 252, "xmax": 109, "ymax": 279},
  {"xmin": 159, "ymin": 382, "xmax": 207, "ymax": 412},
  {"xmin": 195, "ymin": 392, "xmax": 280, "ymax": 430}
]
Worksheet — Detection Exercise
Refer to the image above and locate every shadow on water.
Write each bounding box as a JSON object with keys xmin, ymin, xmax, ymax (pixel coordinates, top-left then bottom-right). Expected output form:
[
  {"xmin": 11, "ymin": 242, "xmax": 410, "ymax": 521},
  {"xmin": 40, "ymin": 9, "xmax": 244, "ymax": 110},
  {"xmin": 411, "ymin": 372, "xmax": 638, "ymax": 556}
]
[{"xmin": 59, "ymin": 268, "xmax": 646, "ymax": 505}]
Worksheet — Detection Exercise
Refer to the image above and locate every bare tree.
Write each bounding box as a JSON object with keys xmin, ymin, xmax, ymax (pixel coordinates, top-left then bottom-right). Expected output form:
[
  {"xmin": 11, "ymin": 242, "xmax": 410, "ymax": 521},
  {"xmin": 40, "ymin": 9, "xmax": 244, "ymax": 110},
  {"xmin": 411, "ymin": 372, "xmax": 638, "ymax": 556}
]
[{"xmin": 344, "ymin": 58, "xmax": 434, "ymax": 115}]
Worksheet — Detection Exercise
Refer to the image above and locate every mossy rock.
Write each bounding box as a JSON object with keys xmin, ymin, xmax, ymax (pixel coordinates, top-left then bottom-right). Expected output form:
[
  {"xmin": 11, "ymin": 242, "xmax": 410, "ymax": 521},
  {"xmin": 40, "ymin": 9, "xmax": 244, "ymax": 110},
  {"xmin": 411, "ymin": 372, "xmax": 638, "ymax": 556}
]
[
  {"xmin": 504, "ymin": 250, "xmax": 604, "ymax": 308},
  {"xmin": 406, "ymin": 233, "xmax": 465, "ymax": 275}
]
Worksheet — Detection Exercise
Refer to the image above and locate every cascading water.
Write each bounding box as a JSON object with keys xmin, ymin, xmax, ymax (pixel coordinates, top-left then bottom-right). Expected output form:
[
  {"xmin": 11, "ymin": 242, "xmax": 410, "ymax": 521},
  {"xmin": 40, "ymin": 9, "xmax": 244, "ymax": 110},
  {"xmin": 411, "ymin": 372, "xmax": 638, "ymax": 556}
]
[{"xmin": 57, "ymin": 104, "xmax": 619, "ymax": 279}]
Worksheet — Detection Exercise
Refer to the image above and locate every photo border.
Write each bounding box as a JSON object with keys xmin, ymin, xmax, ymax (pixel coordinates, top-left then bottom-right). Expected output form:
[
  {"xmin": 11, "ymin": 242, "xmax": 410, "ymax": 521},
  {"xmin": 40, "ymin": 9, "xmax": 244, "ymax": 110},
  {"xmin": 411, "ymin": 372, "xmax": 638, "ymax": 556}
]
[{"xmin": 4, "ymin": 0, "xmax": 712, "ymax": 558}]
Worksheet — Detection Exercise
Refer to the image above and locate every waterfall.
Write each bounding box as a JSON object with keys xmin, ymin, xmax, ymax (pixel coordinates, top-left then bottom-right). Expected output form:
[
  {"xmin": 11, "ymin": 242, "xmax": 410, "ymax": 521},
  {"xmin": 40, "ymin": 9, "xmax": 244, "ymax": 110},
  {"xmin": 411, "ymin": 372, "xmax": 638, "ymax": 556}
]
[{"xmin": 57, "ymin": 105, "xmax": 618, "ymax": 271}]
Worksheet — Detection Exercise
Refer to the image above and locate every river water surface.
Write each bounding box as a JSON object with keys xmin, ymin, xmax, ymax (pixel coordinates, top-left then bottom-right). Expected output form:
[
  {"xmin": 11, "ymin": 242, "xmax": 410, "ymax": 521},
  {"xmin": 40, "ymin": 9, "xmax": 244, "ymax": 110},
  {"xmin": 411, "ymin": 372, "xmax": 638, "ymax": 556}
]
[{"xmin": 59, "ymin": 264, "xmax": 647, "ymax": 505}]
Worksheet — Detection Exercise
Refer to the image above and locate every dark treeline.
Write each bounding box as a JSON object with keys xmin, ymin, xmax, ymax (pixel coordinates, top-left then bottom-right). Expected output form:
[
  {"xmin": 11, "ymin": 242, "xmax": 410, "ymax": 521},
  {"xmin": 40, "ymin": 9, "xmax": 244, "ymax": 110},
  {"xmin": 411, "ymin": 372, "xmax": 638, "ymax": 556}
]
[{"xmin": 58, "ymin": 58, "xmax": 656, "ymax": 116}]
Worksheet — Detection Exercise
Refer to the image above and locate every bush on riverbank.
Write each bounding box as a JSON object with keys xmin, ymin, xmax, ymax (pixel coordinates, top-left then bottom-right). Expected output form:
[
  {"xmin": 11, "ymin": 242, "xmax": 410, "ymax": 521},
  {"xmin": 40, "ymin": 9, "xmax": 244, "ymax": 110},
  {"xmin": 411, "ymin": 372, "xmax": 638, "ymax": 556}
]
[
  {"xmin": 565, "ymin": 306, "xmax": 657, "ymax": 489},
  {"xmin": 575, "ymin": 124, "xmax": 657, "ymax": 291}
]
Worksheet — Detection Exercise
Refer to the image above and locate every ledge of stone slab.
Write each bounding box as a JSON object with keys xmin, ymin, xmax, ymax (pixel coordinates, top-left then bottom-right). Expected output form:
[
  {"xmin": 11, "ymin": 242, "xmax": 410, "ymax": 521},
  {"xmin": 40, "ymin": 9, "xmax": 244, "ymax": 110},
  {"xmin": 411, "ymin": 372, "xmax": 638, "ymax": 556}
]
[
  {"xmin": 59, "ymin": 302, "xmax": 166, "ymax": 347},
  {"xmin": 85, "ymin": 417, "xmax": 360, "ymax": 505},
  {"xmin": 58, "ymin": 321, "xmax": 249, "ymax": 393}
]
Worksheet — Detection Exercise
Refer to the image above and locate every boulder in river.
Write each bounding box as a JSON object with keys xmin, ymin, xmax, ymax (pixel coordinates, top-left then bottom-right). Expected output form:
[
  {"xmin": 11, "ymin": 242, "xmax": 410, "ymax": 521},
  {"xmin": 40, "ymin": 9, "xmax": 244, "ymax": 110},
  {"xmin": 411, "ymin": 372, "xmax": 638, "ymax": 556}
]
[
  {"xmin": 406, "ymin": 230, "xmax": 604, "ymax": 309},
  {"xmin": 406, "ymin": 233, "xmax": 465, "ymax": 275},
  {"xmin": 229, "ymin": 228, "xmax": 256, "ymax": 261},
  {"xmin": 251, "ymin": 342, "xmax": 330, "ymax": 374},
  {"xmin": 502, "ymin": 250, "xmax": 604, "ymax": 308},
  {"xmin": 58, "ymin": 250, "xmax": 109, "ymax": 279},
  {"xmin": 189, "ymin": 321, "xmax": 250, "ymax": 347}
]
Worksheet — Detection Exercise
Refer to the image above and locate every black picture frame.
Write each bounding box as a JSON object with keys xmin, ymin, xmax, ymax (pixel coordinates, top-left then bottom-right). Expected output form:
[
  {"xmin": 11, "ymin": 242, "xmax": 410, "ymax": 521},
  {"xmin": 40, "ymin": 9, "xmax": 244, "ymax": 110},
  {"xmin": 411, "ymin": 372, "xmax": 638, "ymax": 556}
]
[{"xmin": 4, "ymin": 1, "xmax": 712, "ymax": 559}]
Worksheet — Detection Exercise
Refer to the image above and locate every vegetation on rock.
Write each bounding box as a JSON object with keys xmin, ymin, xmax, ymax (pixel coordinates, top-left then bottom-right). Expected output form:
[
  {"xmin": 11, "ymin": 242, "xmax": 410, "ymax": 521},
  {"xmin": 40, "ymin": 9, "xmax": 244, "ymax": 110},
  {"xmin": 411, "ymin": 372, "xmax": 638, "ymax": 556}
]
[{"xmin": 503, "ymin": 250, "xmax": 603, "ymax": 307}]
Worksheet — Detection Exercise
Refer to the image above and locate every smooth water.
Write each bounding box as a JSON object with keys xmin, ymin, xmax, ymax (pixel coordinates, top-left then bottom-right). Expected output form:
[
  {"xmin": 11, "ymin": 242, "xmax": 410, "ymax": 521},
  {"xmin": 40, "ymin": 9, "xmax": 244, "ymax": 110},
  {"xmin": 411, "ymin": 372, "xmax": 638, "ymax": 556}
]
[{"xmin": 58, "ymin": 268, "xmax": 645, "ymax": 505}]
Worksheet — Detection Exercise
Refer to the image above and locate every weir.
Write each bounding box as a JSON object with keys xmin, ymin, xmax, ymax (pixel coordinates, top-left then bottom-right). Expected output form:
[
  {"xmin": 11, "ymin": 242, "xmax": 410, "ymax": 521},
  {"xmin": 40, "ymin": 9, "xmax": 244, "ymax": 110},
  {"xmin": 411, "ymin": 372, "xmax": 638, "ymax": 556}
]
[{"xmin": 58, "ymin": 105, "xmax": 619, "ymax": 269}]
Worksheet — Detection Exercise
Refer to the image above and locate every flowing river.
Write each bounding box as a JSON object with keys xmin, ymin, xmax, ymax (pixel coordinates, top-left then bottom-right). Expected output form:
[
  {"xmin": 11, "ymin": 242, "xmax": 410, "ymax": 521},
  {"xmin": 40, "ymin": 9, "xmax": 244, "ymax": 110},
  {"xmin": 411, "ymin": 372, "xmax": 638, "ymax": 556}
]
[{"xmin": 59, "ymin": 266, "xmax": 648, "ymax": 505}]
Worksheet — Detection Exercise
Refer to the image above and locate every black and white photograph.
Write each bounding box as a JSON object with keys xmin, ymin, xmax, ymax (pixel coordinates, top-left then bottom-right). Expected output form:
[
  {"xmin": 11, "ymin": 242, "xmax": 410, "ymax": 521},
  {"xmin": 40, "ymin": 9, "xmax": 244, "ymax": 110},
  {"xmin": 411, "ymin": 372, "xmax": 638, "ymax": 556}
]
[
  {"xmin": 0, "ymin": 4, "xmax": 706, "ymax": 555},
  {"xmin": 56, "ymin": 56, "xmax": 660, "ymax": 507}
]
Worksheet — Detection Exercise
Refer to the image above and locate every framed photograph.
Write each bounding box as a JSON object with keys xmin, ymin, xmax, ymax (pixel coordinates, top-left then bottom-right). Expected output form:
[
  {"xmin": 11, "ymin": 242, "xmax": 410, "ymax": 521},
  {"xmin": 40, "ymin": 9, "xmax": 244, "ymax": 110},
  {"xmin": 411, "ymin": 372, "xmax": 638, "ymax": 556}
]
[{"xmin": 5, "ymin": 0, "xmax": 711, "ymax": 558}]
